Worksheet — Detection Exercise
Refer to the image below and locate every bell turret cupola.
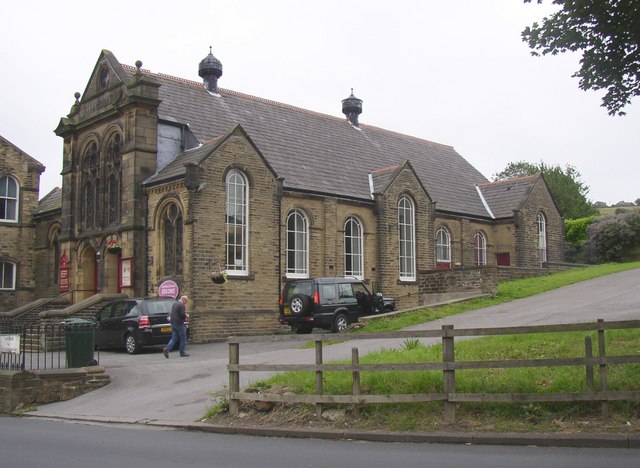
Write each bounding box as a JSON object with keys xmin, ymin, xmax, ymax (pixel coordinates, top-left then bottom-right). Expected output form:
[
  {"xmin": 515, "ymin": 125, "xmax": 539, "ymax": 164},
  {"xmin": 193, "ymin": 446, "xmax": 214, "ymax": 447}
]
[
  {"xmin": 198, "ymin": 46, "xmax": 223, "ymax": 94},
  {"xmin": 342, "ymin": 89, "xmax": 363, "ymax": 127}
]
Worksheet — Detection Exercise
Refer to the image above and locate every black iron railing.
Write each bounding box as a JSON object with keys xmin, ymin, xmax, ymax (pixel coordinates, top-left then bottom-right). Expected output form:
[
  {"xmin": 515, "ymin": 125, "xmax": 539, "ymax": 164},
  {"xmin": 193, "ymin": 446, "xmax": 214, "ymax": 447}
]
[{"xmin": 0, "ymin": 321, "xmax": 99, "ymax": 371}]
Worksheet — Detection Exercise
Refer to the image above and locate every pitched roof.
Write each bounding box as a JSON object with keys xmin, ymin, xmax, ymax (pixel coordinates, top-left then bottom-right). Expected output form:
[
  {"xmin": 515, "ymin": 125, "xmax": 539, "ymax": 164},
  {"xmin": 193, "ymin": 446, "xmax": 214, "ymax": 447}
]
[
  {"xmin": 116, "ymin": 54, "xmax": 495, "ymax": 217},
  {"xmin": 477, "ymin": 175, "xmax": 539, "ymax": 219},
  {"xmin": 34, "ymin": 186, "xmax": 62, "ymax": 215}
]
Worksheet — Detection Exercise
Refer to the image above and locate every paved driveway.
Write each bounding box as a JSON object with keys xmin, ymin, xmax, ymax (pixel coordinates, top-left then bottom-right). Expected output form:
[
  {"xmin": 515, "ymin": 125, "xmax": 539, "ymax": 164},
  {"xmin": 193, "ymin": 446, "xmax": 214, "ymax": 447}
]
[{"xmin": 31, "ymin": 268, "xmax": 640, "ymax": 424}]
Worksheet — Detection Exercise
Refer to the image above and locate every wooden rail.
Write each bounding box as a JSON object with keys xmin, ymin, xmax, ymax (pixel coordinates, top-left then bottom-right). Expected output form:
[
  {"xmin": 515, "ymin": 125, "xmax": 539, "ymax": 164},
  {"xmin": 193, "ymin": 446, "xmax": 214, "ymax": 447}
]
[{"xmin": 227, "ymin": 319, "xmax": 640, "ymax": 421}]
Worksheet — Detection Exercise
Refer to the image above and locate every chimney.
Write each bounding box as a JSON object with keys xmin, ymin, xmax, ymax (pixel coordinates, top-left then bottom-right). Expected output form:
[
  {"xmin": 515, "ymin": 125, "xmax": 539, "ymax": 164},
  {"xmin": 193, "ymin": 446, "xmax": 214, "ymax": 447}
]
[
  {"xmin": 198, "ymin": 46, "xmax": 223, "ymax": 94},
  {"xmin": 342, "ymin": 89, "xmax": 363, "ymax": 127}
]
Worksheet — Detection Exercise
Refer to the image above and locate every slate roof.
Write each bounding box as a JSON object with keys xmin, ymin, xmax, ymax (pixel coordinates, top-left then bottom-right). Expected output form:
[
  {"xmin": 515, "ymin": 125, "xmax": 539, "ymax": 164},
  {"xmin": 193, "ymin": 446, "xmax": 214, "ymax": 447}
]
[
  {"xmin": 477, "ymin": 175, "xmax": 539, "ymax": 219},
  {"xmin": 116, "ymin": 54, "xmax": 497, "ymax": 218},
  {"xmin": 33, "ymin": 187, "xmax": 62, "ymax": 215}
]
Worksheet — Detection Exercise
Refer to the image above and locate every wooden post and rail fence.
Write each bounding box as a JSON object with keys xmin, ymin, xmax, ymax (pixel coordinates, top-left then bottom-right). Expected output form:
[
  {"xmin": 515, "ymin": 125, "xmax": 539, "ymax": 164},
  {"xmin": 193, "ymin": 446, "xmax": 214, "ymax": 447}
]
[{"xmin": 227, "ymin": 319, "xmax": 640, "ymax": 422}]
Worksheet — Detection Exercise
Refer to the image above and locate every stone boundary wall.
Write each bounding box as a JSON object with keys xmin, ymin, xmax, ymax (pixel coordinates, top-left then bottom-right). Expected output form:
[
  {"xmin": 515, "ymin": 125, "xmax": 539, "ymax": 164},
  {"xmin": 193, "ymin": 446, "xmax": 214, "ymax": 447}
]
[
  {"xmin": 0, "ymin": 366, "xmax": 109, "ymax": 413},
  {"xmin": 497, "ymin": 262, "xmax": 578, "ymax": 282},
  {"xmin": 190, "ymin": 309, "xmax": 288, "ymax": 343},
  {"xmin": 418, "ymin": 267, "xmax": 499, "ymax": 300}
]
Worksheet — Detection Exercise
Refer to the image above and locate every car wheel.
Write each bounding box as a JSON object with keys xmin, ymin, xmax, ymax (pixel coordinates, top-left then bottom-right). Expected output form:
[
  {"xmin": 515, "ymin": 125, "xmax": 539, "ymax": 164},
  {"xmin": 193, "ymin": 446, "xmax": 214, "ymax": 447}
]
[
  {"xmin": 332, "ymin": 313, "xmax": 349, "ymax": 333},
  {"xmin": 124, "ymin": 334, "xmax": 140, "ymax": 354},
  {"xmin": 294, "ymin": 325, "xmax": 313, "ymax": 334},
  {"xmin": 290, "ymin": 294, "xmax": 311, "ymax": 315}
]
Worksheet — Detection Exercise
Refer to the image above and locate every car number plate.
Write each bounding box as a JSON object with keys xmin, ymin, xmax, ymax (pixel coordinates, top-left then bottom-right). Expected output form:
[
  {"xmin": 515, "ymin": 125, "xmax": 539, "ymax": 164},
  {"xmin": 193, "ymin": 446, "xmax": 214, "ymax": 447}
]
[
  {"xmin": 284, "ymin": 307, "xmax": 291, "ymax": 315},
  {"xmin": 160, "ymin": 327, "xmax": 172, "ymax": 333}
]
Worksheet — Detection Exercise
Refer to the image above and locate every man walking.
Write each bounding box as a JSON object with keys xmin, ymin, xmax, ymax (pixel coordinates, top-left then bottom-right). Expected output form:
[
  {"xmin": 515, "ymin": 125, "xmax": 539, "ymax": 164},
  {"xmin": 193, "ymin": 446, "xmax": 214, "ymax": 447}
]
[{"xmin": 163, "ymin": 295, "xmax": 189, "ymax": 358}]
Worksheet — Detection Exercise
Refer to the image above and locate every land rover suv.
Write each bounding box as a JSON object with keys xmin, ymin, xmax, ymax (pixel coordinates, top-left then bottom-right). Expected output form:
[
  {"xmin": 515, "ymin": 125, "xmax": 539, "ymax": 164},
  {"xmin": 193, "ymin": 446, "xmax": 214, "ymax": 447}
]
[{"xmin": 278, "ymin": 277, "xmax": 396, "ymax": 334}]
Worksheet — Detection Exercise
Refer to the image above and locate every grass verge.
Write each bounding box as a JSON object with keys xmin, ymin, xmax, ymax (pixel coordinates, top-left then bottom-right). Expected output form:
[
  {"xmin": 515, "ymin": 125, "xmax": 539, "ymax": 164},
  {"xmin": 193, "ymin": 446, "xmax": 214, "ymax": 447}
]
[{"xmin": 206, "ymin": 262, "xmax": 640, "ymax": 432}]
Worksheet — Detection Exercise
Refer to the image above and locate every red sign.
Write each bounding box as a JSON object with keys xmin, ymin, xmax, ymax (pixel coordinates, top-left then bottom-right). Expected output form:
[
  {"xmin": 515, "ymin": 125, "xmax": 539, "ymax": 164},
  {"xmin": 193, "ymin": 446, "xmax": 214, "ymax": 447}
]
[
  {"xmin": 158, "ymin": 280, "xmax": 179, "ymax": 298},
  {"xmin": 59, "ymin": 251, "xmax": 70, "ymax": 293}
]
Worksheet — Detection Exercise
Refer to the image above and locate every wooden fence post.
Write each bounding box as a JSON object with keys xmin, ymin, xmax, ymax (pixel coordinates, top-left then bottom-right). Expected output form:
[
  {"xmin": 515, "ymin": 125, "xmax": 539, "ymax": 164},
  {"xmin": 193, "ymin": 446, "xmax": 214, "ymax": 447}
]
[
  {"xmin": 584, "ymin": 336, "xmax": 595, "ymax": 392},
  {"xmin": 352, "ymin": 347, "xmax": 361, "ymax": 418},
  {"xmin": 315, "ymin": 340, "xmax": 323, "ymax": 418},
  {"xmin": 442, "ymin": 324, "xmax": 456, "ymax": 423},
  {"xmin": 228, "ymin": 342, "xmax": 240, "ymax": 415},
  {"xmin": 597, "ymin": 319, "xmax": 609, "ymax": 418}
]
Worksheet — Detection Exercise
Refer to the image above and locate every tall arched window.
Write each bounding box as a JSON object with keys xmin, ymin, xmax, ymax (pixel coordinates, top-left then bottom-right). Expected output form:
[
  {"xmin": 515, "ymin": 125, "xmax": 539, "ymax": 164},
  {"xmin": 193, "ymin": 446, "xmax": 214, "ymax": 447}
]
[
  {"xmin": 105, "ymin": 134, "xmax": 122, "ymax": 226},
  {"xmin": 50, "ymin": 227, "xmax": 61, "ymax": 285},
  {"xmin": 344, "ymin": 216, "xmax": 363, "ymax": 279},
  {"xmin": 0, "ymin": 176, "xmax": 19, "ymax": 222},
  {"xmin": 436, "ymin": 227, "xmax": 451, "ymax": 269},
  {"xmin": 82, "ymin": 142, "xmax": 100, "ymax": 229},
  {"xmin": 537, "ymin": 212, "xmax": 547, "ymax": 264},
  {"xmin": 0, "ymin": 261, "xmax": 16, "ymax": 290},
  {"xmin": 163, "ymin": 203, "xmax": 183, "ymax": 276},
  {"xmin": 225, "ymin": 169, "xmax": 248, "ymax": 275},
  {"xmin": 474, "ymin": 232, "xmax": 487, "ymax": 266},
  {"xmin": 398, "ymin": 196, "xmax": 416, "ymax": 280},
  {"xmin": 286, "ymin": 209, "xmax": 308, "ymax": 278}
]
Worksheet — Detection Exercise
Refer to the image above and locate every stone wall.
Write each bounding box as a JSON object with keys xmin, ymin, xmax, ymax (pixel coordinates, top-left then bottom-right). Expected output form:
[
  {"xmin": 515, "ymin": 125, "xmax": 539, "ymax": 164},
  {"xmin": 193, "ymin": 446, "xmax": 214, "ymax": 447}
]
[
  {"xmin": 0, "ymin": 137, "xmax": 44, "ymax": 311},
  {"xmin": 0, "ymin": 366, "xmax": 109, "ymax": 413},
  {"xmin": 418, "ymin": 267, "xmax": 498, "ymax": 305}
]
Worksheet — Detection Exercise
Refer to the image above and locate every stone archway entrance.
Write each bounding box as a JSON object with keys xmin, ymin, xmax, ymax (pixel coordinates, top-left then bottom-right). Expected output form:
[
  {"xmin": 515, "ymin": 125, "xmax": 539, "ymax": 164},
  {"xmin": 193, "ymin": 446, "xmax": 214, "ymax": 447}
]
[{"xmin": 78, "ymin": 246, "xmax": 98, "ymax": 301}]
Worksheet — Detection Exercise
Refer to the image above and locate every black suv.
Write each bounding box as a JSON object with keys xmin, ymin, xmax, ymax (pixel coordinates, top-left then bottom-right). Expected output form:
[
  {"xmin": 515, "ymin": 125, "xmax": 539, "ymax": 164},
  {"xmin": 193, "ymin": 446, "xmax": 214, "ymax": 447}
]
[
  {"xmin": 95, "ymin": 297, "xmax": 189, "ymax": 354},
  {"xmin": 278, "ymin": 277, "xmax": 396, "ymax": 334}
]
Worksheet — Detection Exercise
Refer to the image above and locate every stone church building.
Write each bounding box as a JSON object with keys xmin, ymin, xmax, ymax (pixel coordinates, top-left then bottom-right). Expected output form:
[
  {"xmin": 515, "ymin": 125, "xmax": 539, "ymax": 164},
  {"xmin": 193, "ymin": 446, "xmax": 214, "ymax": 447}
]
[{"xmin": 2, "ymin": 49, "xmax": 564, "ymax": 340}]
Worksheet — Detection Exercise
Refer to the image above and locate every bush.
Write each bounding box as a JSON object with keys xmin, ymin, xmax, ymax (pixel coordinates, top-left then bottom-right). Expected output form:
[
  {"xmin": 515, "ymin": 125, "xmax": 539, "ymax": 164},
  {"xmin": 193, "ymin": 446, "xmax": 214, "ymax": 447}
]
[
  {"xmin": 564, "ymin": 216, "xmax": 598, "ymax": 245},
  {"xmin": 587, "ymin": 212, "xmax": 640, "ymax": 262}
]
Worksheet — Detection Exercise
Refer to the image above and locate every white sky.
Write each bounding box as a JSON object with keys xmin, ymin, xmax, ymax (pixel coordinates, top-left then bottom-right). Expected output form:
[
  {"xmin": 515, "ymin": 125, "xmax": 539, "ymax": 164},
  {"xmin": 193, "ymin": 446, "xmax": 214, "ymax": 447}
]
[{"xmin": 1, "ymin": 0, "xmax": 638, "ymax": 205}]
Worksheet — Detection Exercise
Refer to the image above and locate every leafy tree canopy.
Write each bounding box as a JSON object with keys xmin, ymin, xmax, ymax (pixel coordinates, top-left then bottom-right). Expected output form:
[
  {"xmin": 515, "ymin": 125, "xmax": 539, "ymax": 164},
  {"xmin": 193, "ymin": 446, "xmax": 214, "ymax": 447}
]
[
  {"xmin": 522, "ymin": 0, "xmax": 640, "ymax": 116},
  {"xmin": 493, "ymin": 160, "xmax": 598, "ymax": 219}
]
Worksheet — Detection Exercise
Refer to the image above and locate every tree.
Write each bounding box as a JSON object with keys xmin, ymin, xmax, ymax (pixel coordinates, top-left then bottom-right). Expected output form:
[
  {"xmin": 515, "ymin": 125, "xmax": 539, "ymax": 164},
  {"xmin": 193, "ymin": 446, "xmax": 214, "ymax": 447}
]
[
  {"xmin": 522, "ymin": 0, "xmax": 640, "ymax": 116},
  {"xmin": 493, "ymin": 160, "xmax": 597, "ymax": 219}
]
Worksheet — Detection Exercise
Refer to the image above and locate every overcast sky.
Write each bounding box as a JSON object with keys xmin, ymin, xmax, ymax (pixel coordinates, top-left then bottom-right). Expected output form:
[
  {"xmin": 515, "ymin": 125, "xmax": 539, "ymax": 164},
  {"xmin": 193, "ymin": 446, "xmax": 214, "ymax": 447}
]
[{"xmin": 1, "ymin": 1, "xmax": 638, "ymax": 205}]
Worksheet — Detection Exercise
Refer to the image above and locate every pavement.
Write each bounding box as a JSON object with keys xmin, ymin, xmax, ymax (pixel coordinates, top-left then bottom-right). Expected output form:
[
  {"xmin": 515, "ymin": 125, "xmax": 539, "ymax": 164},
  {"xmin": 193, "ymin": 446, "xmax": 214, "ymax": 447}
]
[{"xmin": 23, "ymin": 268, "xmax": 640, "ymax": 449}]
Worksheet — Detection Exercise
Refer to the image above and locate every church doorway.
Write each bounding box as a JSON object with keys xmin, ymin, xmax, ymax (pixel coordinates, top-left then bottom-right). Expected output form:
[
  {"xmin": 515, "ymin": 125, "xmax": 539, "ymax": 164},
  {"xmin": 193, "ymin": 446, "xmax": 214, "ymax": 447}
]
[
  {"xmin": 103, "ymin": 250, "xmax": 121, "ymax": 294},
  {"xmin": 78, "ymin": 246, "xmax": 99, "ymax": 300}
]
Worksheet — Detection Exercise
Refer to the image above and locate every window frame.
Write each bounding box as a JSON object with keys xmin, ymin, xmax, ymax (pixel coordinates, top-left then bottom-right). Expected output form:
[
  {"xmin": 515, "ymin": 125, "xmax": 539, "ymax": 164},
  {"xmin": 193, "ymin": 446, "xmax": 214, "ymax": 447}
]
[
  {"xmin": 436, "ymin": 227, "xmax": 452, "ymax": 269},
  {"xmin": 225, "ymin": 169, "xmax": 249, "ymax": 276},
  {"xmin": 162, "ymin": 202, "xmax": 184, "ymax": 277},
  {"xmin": 286, "ymin": 209, "xmax": 309, "ymax": 279},
  {"xmin": 344, "ymin": 216, "xmax": 364, "ymax": 279},
  {"xmin": 474, "ymin": 231, "xmax": 487, "ymax": 266},
  {"xmin": 0, "ymin": 261, "xmax": 16, "ymax": 290},
  {"xmin": 398, "ymin": 195, "xmax": 416, "ymax": 281},
  {"xmin": 537, "ymin": 212, "xmax": 547, "ymax": 264},
  {"xmin": 0, "ymin": 175, "xmax": 19, "ymax": 223}
]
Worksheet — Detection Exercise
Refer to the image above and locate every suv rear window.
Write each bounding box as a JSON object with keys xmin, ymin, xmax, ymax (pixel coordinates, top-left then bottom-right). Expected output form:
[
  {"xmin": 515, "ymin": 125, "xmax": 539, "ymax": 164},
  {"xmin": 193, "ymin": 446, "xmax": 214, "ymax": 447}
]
[
  {"xmin": 146, "ymin": 300, "xmax": 174, "ymax": 315},
  {"xmin": 284, "ymin": 281, "xmax": 313, "ymax": 301}
]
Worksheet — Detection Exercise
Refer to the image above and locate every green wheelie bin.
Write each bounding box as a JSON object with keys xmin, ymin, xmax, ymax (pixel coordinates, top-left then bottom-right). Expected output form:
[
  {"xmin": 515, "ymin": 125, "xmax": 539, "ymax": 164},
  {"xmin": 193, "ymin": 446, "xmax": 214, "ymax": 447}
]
[{"xmin": 64, "ymin": 318, "xmax": 97, "ymax": 368}]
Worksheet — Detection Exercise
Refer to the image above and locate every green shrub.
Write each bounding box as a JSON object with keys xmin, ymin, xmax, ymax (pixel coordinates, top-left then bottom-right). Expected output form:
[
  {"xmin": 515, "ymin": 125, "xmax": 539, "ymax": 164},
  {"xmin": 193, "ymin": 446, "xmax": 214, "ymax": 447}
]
[{"xmin": 587, "ymin": 212, "xmax": 640, "ymax": 262}]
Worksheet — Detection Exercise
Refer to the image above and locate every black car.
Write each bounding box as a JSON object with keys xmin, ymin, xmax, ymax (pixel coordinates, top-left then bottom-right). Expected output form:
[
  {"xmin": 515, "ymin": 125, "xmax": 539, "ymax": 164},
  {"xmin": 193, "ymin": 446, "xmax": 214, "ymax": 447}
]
[
  {"xmin": 95, "ymin": 297, "xmax": 188, "ymax": 354},
  {"xmin": 278, "ymin": 277, "xmax": 396, "ymax": 334}
]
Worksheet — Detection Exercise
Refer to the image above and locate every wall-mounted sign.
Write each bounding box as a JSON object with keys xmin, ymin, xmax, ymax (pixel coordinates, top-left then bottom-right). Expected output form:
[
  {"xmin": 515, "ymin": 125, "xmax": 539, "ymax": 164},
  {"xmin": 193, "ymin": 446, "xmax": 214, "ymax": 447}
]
[
  {"xmin": 59, "ymin": 251, "xmax": 70, "ymax": 293},
  {"xmin": 119, "ymin": 257, "xmax": 133, "ymax": 289},
  {"xmin": 158, "ymin": 280, "xmax": 179, "ymax": 299}
]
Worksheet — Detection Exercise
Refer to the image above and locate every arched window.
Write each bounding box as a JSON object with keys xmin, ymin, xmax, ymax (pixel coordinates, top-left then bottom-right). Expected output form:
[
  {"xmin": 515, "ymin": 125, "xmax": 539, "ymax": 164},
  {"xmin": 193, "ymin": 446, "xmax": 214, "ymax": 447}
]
[
  {"xmin": 436, "ymin": 227, "xmax": 451, "ymax": 269},
  {"xmin": 286, "ymin": 209, "xmax": 308, "ymax": 278},
  {"xmin": 537, "ymin": 212, "xmax": 547, "ymax": 264},
  {"xmin": 163, "ymin": 203, "xmax": 183, "ymax": 276},
  {"xmin": 105, "ymin": 134, "xmax": 122, "ymax": 225},
  {"xmin": 474, "ymin": 232, "xmax": 487, "ymax": 266},
  {"xmin": 0, "ymin": 261, "xmax": 16, "ymax": 290},
  {"xmin": 82, "ymin": 142, "xmax": 100, "ymax": 229},
  {"xmin": 0, "ymin": 176, "xmax": 19, "ymax": 222},
  {"xmin": 398, "ymin": 196, "xmax": 416, "ymax": 280},
  {"xmin": 225, "ymin": 169, "xmax": 248, "ymax": 275},
  {"xmin": 344, "ymin": 216, "xmax": 363, "ymax": 279},
  {"xmin": 50, "ymin": 227, "xmax": 61, "ymax": 285}
]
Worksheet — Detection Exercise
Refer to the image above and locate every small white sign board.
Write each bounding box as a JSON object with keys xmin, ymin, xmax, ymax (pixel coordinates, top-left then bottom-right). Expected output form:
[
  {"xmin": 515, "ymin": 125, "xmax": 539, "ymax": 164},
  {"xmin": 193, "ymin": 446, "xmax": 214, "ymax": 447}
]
[{"xmin": 0, "ymin": 334, "xmax": 21, "ymax": 354}]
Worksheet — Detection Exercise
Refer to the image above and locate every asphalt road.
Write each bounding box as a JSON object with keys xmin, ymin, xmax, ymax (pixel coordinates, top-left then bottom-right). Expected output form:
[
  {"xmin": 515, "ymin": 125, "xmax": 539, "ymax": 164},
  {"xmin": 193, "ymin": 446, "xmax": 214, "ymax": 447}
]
[
  {"xmin": 30, "ymin": 268, "xmax": 640, "ymax": 424},
  {"xmin": 3, "ymin": 417, "xmax": 637, "ymax": 468}
]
